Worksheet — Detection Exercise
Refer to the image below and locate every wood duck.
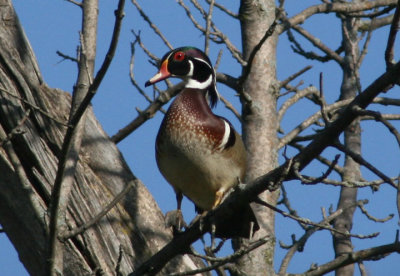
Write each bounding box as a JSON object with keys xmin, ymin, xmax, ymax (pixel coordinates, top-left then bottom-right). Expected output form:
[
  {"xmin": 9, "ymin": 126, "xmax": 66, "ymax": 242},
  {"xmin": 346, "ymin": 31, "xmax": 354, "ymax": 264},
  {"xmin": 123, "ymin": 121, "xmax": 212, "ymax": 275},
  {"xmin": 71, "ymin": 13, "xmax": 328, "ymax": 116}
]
[{"xmin": 145, "ymin": 47, "xmax": 258, "ymax": 238}]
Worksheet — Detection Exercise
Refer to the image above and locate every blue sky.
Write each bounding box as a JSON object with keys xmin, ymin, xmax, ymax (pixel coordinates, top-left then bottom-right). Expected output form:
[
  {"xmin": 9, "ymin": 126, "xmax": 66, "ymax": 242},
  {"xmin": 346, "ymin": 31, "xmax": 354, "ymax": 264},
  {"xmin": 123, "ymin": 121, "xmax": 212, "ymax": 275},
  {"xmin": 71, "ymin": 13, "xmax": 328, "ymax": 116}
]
[{"xmin": 2, "ymin": 0, "xmax": 399, "ymax": 275}]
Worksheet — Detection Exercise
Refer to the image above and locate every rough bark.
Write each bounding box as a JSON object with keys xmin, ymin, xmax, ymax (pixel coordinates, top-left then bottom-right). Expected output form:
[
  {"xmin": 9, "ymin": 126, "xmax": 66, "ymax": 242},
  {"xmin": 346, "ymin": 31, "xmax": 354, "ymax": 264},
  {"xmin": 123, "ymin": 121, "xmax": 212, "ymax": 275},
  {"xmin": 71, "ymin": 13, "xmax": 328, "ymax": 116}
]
[
  {"xmin": 0, "ymin": 1, "xmax": 203, "ymax": 275},
  {"xmin": 333, "ymin": 11, "xmax": 361, "ymax": 276},
  {"xmin": 234, "ymin": 0, "xmax": 279, "ymax": 274}
]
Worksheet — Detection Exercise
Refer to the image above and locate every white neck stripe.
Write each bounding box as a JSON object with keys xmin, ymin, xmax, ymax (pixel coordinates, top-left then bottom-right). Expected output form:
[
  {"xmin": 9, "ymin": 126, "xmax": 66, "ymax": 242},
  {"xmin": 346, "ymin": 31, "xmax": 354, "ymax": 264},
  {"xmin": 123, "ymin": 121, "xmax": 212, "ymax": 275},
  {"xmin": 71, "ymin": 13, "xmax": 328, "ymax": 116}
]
[{"xmin": 185, "ymin": 74, "xmax": 213, "ymax": 89}]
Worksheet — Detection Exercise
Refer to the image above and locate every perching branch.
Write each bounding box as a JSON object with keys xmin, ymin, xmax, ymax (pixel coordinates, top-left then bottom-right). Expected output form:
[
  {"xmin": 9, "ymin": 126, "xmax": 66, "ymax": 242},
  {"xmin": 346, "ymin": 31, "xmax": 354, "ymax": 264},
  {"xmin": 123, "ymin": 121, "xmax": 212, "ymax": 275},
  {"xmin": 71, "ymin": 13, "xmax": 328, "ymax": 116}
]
[{"xmin": 132, "ymin": 61, "xmax": 400, "ymax": 275}]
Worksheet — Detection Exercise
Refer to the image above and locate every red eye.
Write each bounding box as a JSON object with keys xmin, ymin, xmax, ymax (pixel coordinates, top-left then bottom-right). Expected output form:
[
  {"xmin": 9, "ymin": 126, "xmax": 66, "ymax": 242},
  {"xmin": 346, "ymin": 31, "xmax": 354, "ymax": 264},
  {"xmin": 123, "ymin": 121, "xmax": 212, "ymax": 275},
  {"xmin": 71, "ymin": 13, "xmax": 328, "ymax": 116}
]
[{"xmin": 174, "ymin": 51, "xmax": 185, "ymax": 61}]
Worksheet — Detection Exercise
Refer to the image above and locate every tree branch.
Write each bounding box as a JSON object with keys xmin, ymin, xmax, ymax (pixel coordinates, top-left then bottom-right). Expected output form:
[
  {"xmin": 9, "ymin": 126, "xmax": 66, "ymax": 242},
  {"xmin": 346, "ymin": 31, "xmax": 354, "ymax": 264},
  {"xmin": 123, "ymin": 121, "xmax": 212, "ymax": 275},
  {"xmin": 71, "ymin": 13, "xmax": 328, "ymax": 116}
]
[{"xmin": 131, "ymin": 61, "xmax": 400, "ymax": 276}]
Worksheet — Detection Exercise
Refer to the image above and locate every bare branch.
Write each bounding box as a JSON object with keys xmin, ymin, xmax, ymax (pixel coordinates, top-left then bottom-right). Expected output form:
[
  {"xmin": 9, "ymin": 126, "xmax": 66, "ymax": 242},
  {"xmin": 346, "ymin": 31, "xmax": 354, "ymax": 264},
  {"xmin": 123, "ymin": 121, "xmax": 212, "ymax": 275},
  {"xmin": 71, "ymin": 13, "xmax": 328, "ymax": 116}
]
[
  {"xmin": 205, "ymin": 0, "xmax": 238, "ymax": 18},
  {"xmin": 300, "ymin": 238, "xmax": 400, "ymax": 276},
  {"xmin": 279, "ymin": 98, "xmax": 353, "ymax": 149},
  {"xmin": 292, "ymin": 155, "xmax": 340, "ymax": 184},
  {"xmin": 47, "ymin": 1, "xmax": 125, "ymax": 274},
  {"xmin": 385, "ymin": 1, "xmax": 400, "ymax": 70},
  {"xmin": 278, "ymin": 200, "xmax": 367, "ymax": 275},
  {"xmin": 219, "ymin": 95, "xmax": 241, "ymax": 122},
  {"xmin": 255, "ymin": 197, "xmax": 379, "ymax": 240},
  {"xmin": 167, "ymin": 237, "xmax": 269, "ymax": 276},
  {"xmin": 176, "ymin": 0, "xmax": 245, "ymax": 65},
  {"xmin": 111, "ymin": 82, "xmax": 185, "ymax": 143},
  {"xmin": 65, "ymin": 0, "xmax": 82, "ymax": 7},
  {"xmin": 333, "ymin": 140, "xmax": 397, "ymax": 188},
  {"xmin": 131, "ymin": 0, "xmax": 173, "ymax": 50},
  {"xmin": 358, "ymin": 200, "xmax": 394, "ymax": 223},
  {"xmin": 132, "ymin": 55, "xmax": 400, "ymax": 276},
  {"xmin": 279, "ymin": 65, "xmax": 313, "ymax": 88},
  {"xmin": 358, "ymin": 14, "xmax": 394, "ymax": 31},
  {"xmin": 204, "ymin": 0, "xmax": 215, "ymax": 55},
  {"xmin": 56, "ymin": 50, "xmax": 78, "ymax": 63},
  {"xmin": 278, "ymin": 0, "xmax": 398, "ymax": 34},
  {"xmin": 291, "ymin": 24, "xmax": 344, "ymax": 65},
  {"xmin": 354, "ymin": 106, "xmax": 400, "ymax": 149}
]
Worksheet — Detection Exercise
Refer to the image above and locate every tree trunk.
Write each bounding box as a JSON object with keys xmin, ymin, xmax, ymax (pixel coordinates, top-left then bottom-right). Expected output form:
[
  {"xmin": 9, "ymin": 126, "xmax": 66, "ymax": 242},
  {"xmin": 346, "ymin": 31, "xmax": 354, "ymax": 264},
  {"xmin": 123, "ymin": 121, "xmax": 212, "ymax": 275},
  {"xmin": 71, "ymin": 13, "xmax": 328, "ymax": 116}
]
[
  {"xmin": 0, "ymin": 1, "xmax": 203, "ymax": 275},
  {"xmin": 234, "ymin": 0, "xmax": 279, "ymax": 274},
  {"xmin": 333, "ymin": 11, "xmax": 361, "ymax": 276}
]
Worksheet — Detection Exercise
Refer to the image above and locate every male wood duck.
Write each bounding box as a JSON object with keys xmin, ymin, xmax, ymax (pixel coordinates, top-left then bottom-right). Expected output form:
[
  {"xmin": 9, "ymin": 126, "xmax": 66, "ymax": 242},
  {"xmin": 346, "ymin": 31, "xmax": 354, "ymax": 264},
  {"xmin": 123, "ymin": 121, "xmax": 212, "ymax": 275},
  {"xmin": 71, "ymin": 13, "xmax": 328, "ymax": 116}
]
[{"xmin": 145, "ymin": 46, "xmax": 258, "ymax": 238}]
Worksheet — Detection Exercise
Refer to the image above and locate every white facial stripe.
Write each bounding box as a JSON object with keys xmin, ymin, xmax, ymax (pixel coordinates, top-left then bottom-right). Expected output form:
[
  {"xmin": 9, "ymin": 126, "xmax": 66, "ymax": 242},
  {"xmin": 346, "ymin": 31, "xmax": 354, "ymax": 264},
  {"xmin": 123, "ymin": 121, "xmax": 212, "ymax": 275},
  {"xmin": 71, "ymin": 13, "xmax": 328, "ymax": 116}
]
[
  {"xmin": 187, "ymin": 60, "xmax": 194, "ymax": 77},
  {"xmin": 217, "ymin": 120, "xmax": 231, "ymax": 150},
  {"xmin": 186, "ymin": 74, "xmax": 213, "ymax": 89},
  {"xmin": 193, "ymin": 57, "xmax": 212, "ymax": 69}
]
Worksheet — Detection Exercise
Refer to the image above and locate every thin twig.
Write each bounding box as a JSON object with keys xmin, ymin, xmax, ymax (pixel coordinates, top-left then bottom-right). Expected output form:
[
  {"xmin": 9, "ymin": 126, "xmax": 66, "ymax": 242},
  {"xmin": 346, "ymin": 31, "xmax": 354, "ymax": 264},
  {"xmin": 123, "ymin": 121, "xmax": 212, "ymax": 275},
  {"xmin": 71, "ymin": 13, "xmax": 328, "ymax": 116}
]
[
  {"xmin": 56, "ymin": 50, "xmax": 79, "ymax": 63},
  {"xmin": 205, "ymin": 0, "xmax": 238, "ymax": 18},
  {"xmin": 168, "ymin": 236, "xmax": 269, "ymax": 276},
  {"xmin": 204, "ymin": 0, "xmax": 215, "ymax": 55},
  {"xmin": 111, "ymin": 82, "xmax": 185, "ymax": 143},
  {"xmin": 293, "ymin": 155, "xmax": 340, "ymax": 184},
  {"xmin": 333, "ymin": 140, "xmax": 397, "ymax": 188},
  {"xmin": 278, "ymin": 200, "xmax": 367, "ymax": 275},
  {"xmin": 131, "ymin": 0, "xmax": 173, "ymax": 50},
  {"xmin": 279, "ymin": 65, "xmax": 313, "ymax": 88},
  {"xmin": 358, "ymin": 200, "xmax": 394, "ymax": 223},
  {"xmin": 65, "ymin": 0, "xmax": 82, "ymax": 7},
  {"xmin": 255, "ymin": 197, "xmax": 379, "ymax": 239}
]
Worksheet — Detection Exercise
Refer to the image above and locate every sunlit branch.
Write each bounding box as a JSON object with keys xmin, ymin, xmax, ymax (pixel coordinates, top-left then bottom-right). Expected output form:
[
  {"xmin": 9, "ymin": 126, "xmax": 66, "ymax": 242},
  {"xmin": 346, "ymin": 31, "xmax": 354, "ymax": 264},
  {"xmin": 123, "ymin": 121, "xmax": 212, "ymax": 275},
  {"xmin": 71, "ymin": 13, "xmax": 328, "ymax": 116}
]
[{"xmin": 278, "ymin": 0, "xmax": 398, "ymax": 34}]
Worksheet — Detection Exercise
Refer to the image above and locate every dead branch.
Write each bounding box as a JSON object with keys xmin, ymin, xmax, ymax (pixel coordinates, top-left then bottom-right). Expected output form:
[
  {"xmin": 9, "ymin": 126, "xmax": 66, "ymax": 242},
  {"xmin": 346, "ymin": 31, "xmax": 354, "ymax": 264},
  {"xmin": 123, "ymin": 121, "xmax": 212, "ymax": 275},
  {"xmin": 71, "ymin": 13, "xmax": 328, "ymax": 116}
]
[
  {"xmin": 111, "ymin": 82, "xmax": 185, "ymax": 143},
  {"xmin": 385, "ymin": 0, "xmax": 400, "ymax": 70},
  {"xmin": 56, "ymin": 50, "xmax": 79, "ymax": 63},
  {"xmin": 292, "ymin": 155, "xmax": 340, "ymax": 184},
  {"xmin": 358, "ymin": 14, "xmax": 394, "ymax": 31},
  {"xmin": 358, "ymin": 200, "xmax": 394, "ymax": 223},
  {"xmin": 131, "ymin": 0, "xmax": 173, "ymax": 50},
  {"xmin": 333, "ymin": 141, "xmax": 397, "ymax": 188},
  {"xmin": 131, "ymin": 34, "xmax": 400, "ymax": 276},
  {"xmin": 291, "ymin": 24, "xmax": 344, "ymax": 65},
  {"xmin": 205, "ymin": 0, "xmax": 238, "ymax": 18},
  {"xmin": 278, "ymin": 98, "xmax": 353, "ymax": 149},
  {"xmin": 47, "ymin": 1, "xmax": 125, "ymax": 274},
  {"xmin": 279, "ymin": 65, "xmax": 313, "ymax": 88},
  {"xmin": 255, "ymin": 197, "xmax": 378, "ymax": 240},
  {"xmin": 278, "ymin": 0, "xmax": 398, "ymax": 34},
  {"xmin": 167, "ymin": 237, "xmax": 269, "ymax": 276},
  {"xmin": 353, "ymin": 106, "xmax": 400, "ymax": 149},
  {"xmin": 278, "ymin": 200, "xmax": 367, "ymax": 275},
  {"xmin": 298, "ymin": 237, "xmax": 400, "ymax": 276},
  {"xmin": 204, "ymin": 0, "xmax": 215, "ymax": 55}
]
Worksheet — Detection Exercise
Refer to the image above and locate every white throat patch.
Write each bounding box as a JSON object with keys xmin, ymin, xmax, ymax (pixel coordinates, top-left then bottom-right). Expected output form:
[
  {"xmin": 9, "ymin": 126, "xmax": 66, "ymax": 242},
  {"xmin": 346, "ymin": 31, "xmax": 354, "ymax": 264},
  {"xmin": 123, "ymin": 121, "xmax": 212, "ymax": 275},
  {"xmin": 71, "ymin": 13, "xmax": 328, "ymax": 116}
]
[{"xmin": 184, "ymin": 59, "xmax": 213, "ymax": 90}]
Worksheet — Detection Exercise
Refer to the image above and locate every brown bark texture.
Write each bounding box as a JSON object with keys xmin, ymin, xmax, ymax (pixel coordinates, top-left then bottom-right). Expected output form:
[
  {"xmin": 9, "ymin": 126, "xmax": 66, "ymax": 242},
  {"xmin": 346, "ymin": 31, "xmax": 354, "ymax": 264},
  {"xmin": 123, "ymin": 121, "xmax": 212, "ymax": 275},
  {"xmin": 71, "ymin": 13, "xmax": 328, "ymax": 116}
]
[{"xmin": 0, "ymin": 1, "xmax": 202, "ymax": 275}]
